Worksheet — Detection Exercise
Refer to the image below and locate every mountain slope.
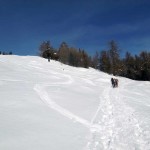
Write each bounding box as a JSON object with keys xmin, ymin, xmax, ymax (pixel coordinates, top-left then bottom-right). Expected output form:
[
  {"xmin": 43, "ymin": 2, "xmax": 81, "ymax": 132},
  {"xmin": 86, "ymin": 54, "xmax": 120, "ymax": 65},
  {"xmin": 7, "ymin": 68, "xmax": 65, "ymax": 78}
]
[{"xmin": 0, "ymin": 55, "xmax": 150, "ymax": 150}]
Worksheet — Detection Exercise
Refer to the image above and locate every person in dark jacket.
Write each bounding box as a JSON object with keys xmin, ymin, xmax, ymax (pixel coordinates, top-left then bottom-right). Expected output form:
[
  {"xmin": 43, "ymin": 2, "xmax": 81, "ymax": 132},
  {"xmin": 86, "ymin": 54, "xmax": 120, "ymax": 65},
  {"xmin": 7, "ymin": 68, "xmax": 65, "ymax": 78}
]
[
  {"xmin": 111, "ymin": 78, "xmax": 115, "ymax": 88},
  {"xmin": 115, "ymin": 79, "xmax": 119, "ymax": 87},
  {"xmin": 47, "ymin": 52, "xmax": 51, "ymax": 62}
]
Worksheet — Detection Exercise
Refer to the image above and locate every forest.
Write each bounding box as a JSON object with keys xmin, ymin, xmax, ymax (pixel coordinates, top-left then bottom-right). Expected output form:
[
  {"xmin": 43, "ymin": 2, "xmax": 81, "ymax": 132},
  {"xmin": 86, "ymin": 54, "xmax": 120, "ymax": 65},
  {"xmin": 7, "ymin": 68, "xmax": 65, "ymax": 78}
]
[{"xmin": 39, "ymin": 40, "xmax": 150, "ymax": 81}]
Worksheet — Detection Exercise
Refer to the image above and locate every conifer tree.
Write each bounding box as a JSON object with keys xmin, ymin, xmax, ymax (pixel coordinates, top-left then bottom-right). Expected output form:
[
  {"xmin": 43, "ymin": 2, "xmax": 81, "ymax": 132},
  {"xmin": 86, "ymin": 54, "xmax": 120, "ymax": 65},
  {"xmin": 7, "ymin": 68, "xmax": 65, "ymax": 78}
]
[
  {"xmin": 99, "ymin": 50, "xmax": 111, "ymax": 73},
  {"xmin": 39, "ymin": 41, "xmax": 54, "ymax": 58},
  {"xmin": 58, "ymin": 42, "xmax": 70, "ymax": 64},
  {"xmin": 108, "ymin": 40, "xmax": 120, "ymax": 75},
  {"xmin": 92, "ymin": 51, "xmax": 99, "ymax": 69},
  {"xmin": 68, "ymin": 47, "xmax": 79, "ymax": 67},
  {"xmin": 81, "ymin": 50, "xmax": 89, "ymax": 68},
  {"xmin": 139, "ymin": 51, "xmax": 150, "ymax": 80},
  {"xmin": 124, "ymin": 52, "xmax": 136, "ymax": 79}
]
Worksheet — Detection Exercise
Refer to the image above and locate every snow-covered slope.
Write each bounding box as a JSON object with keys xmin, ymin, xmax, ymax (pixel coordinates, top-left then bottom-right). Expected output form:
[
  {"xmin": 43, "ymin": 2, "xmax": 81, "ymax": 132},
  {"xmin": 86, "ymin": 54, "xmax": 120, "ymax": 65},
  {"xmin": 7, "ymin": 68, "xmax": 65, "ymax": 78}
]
[{"xmin": 0, "ymin": 55, "xmax": 150, "ymax": 150}]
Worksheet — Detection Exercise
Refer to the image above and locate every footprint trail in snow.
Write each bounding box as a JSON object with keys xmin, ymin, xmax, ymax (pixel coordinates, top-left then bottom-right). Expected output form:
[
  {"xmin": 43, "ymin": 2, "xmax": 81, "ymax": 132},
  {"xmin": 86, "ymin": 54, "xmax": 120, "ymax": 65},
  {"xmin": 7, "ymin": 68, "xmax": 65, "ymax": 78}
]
[{"xmin": 86, "ymin": 83, "xmax": 150, "ymax": 150}]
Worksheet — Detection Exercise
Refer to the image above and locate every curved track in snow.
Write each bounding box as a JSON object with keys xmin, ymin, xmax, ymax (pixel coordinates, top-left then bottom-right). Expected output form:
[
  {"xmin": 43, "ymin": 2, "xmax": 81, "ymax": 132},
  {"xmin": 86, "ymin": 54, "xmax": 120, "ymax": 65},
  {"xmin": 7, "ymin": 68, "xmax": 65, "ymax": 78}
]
[
  {"xmin": 31, "ymin": 60, "xmax": 150, "ymax": 150},
  {"xmin": 34, "ymin": 83, "xmax": 91, "ymax": 128},
  {"xmin": 34, "ymin": 71, "xmax": 93, "ymax": 126}
]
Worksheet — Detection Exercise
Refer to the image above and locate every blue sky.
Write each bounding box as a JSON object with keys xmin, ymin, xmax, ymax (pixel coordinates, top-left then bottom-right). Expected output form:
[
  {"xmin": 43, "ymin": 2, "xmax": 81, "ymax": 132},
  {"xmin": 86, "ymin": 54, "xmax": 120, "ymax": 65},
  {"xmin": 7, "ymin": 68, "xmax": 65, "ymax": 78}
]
[{"xmin": 0, "ymin": 0, "xmax": 150, "ymax": 56}]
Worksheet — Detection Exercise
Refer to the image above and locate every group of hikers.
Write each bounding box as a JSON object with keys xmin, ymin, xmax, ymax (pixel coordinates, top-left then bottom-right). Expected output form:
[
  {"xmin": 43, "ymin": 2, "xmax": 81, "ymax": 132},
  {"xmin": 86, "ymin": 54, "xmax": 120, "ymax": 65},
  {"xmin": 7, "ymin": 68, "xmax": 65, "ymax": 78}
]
[{"xmin": 111, "ymin": 78, "xmax": 119, "ymax": 88}]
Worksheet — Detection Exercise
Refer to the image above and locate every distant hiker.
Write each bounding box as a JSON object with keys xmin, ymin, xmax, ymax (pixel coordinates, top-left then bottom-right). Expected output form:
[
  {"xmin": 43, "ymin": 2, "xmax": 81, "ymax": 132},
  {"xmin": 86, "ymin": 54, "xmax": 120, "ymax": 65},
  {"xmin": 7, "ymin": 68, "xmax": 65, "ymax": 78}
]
[
  {"xmin": 115, "ymin": 79, "xmax": 119, "ymax": 87},
  {"xmin": 111, "ymin": 78, "xmax": 119, "ymax": 88},
  {"xmin": 47, "ymin": 53, "xmax": 51, "ymax": 62},
  {"xmin": 113, "ymin": 78, "xmax": 119, "ymax": 88},
  {"xmin": 48, "ymin": 57, "xmax": 50, "ymax": 62},
  {"xmin": 111, "ymin": 78, "xmax": 115, "ymax": 88}
]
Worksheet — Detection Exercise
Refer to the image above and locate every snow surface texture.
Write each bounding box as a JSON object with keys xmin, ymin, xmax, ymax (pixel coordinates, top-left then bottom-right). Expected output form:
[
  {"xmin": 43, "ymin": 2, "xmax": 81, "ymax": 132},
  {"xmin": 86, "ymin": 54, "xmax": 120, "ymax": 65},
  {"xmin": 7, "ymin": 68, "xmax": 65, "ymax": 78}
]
[{"xmin": 0, "ymin": 55, "xmax": 150, "ymax": 150}]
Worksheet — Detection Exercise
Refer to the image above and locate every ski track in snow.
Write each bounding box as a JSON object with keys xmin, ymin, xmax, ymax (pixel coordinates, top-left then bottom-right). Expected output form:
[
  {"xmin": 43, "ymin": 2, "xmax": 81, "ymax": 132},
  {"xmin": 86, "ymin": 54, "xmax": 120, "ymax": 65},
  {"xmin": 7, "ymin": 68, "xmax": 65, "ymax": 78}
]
[
  {"xmin": 34, "ymin": 84, "xmax": 91, "ymax": 128},
  {"xmin": 34, "ymin": 71, "xmax": 96, "ymax": 127},
  {"xmin": 30, "ymin": 61, "xmax": 150, "ymax": 150}
]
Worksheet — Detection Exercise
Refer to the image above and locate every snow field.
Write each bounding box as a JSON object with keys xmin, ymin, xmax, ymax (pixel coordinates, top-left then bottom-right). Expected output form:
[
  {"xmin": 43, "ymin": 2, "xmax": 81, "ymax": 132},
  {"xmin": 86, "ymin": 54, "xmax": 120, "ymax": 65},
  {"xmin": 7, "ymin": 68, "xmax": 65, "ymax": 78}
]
[{"xmin": 0, "ymin": 55, "xmax": 150, "ymax": 150}]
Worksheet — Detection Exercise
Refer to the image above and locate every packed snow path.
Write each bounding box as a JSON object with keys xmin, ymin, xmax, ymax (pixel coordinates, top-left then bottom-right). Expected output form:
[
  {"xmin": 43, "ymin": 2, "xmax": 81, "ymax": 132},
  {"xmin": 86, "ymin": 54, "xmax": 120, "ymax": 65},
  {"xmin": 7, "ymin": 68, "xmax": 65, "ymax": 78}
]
[{"xmin": 86, "ymin": 81, "xmax": 150, "ymax": 150}]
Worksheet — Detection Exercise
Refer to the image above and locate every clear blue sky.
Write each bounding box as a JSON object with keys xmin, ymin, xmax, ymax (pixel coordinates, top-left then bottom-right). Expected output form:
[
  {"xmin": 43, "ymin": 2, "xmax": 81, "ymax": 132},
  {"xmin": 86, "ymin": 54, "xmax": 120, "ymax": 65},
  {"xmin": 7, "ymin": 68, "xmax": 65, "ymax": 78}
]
[{"xmin": 0, "ymin": 0, "xmax": 150, "ymax": 56}]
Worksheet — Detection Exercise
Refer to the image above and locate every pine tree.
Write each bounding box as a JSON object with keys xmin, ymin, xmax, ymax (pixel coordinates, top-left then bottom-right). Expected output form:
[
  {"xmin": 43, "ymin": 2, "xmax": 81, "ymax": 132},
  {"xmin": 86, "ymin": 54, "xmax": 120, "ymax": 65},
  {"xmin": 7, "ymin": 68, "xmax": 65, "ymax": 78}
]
[
  {"xmin": 124, "ymin": 52, "xmax": 136, "ymax": 79},
  {"xmin": 139, "ymin": 51, "xmax": 150, "ymax": 80},
  {"xmin": 68, "ymin": 47, "xmax": 79, "ymax": 67},
  {"xmin": 81, "ymin": 50, "xmax": 89, "ymax": 68},
  {"xmin": 58, "ymin": 42, "xmax": 70, "ymax": 64},
  {"xmin": 39, "ymin": 41, "xmax": 54, "ymax": 59},
  {"xmin": 108, "ymin": 40, "xmax": 120, "ymax": 75},
  {"xmin": 9, "ymin": 52, "xmax": 12, "ymax": 55},
  {"xmin": 99, "ymin": 50, "xmax": 111, "ymax": 73},
  {"xmin": 92, "ymin": 51, "xmax": 99, "ymax": 69}
]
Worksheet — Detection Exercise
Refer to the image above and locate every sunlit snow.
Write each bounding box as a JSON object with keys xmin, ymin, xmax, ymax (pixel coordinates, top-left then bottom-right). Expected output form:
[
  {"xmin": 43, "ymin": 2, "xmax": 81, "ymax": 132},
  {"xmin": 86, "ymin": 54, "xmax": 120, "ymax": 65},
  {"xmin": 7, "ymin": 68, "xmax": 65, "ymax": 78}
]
[{"xmin": 0, "ymin": 55, "xmax": 150, "ymax": 150}]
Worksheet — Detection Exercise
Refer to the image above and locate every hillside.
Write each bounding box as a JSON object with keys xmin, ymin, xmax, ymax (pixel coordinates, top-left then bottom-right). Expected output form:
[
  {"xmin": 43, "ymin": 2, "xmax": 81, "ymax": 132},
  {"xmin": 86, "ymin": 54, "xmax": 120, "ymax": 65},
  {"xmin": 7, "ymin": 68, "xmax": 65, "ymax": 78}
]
[{"xmin": 0, "ymin": 55, "xmax": 150, "ymax": 150}]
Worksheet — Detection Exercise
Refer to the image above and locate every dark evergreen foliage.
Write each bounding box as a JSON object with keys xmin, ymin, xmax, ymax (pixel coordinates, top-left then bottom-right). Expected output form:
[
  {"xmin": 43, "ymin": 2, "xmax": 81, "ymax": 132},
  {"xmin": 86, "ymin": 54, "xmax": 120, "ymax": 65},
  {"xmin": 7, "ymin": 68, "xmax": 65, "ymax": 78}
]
[
  {"xmin": 108, "ymin": 40, "xmax": 121, "ymax": 75},
  {"xmin": 0, "ymin": 51, "xmax": 12, "ymax": 55},
  {"xmin": 99, "ymin": 50, "xmax": 111, "ymax": 73},
  {"xmin": 38, "ymin": 40, "xmax": 150, "ymax": 81},
  {"xmin": 39, "ymin": 41, "xmax": 58, "ymax": 61},
  {"xmin": 39, "ymin": 41, "xmax": 90, "ymax": 68},
  {"xmin": 97, "ymin": 50, "xmax": 150, "ymax": 81},
  {"xmin": 9, "ymin": 52, "xmax": 12, "ymax": 55}
]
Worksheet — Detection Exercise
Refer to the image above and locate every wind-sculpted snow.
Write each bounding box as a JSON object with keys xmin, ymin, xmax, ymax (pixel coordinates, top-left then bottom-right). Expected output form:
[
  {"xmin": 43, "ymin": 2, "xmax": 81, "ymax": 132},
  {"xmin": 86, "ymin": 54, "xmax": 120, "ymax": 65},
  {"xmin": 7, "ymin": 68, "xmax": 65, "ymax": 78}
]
[{"xmin": 0, "ymin": 55, "xmax": 150, "ymax": 150}]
